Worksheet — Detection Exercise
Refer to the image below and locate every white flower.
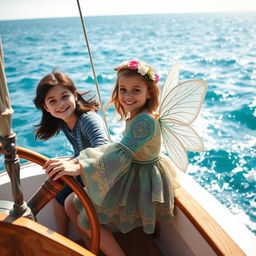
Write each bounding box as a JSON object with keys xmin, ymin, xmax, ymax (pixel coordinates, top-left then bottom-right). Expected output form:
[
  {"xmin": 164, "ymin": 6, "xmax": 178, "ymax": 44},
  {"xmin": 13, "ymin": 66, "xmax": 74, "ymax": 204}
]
[
  {"xmin": 138, "ymin": 63, "xmax": 149, "ymax": 76},
  {"xmin": 147, "ymin": 69, "xmax": 155, "ymax": 80},
  {"xmin": 119, "ymin": 61, "xmax": 129, "ymax": 68}
]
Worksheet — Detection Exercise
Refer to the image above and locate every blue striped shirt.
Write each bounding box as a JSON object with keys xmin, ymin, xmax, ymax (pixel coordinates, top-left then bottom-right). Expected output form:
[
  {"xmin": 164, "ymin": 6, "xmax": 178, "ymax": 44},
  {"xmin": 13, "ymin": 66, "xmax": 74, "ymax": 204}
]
[{"xmin": 60, "ymin": 111, "xmax": 109, "ymax": 157}]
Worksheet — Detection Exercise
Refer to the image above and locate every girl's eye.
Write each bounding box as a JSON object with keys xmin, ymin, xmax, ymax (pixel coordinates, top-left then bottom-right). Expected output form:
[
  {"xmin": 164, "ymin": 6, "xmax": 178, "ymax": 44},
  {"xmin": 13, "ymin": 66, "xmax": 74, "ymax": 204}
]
[
  {"xmin": 119, "ymin": 88, "xmax": 126, "ymax": 92},
  {"xmin": 133, "ymin": 89, "xmax": 141, "ymax": 93},
  {"xmin": 62, "ymin": 95, "xmax": 69, "ymax": 99},
  {"xmin": 48, "ymin": 100, "xmax": 56, "ymax": 105}
]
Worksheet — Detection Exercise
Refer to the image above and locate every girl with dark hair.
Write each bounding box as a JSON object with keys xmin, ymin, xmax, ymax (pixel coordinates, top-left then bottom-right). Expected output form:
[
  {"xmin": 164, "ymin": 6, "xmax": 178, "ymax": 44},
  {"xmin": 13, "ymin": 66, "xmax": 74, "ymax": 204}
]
[{"xmin": 34, "ymin": 71, "xmax": 109, "ymax": 236}]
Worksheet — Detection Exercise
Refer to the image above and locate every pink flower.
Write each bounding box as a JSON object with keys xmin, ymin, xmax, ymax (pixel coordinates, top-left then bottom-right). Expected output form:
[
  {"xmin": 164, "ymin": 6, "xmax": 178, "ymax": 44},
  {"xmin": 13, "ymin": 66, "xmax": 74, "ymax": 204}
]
[
  {"xmin": 130, "ymin": 60, "xmax": 139, "ymax": 65},
  {"xmin": 128, "ymin": 60, "xmax": 139, "ymax": 70},
  {"xmin": 154, "ymin": 74, "xmax": 159, "ymax": 83},
  {"xmin": 114, "ymin": 60, "xmax": 159, "ymax": 84}
]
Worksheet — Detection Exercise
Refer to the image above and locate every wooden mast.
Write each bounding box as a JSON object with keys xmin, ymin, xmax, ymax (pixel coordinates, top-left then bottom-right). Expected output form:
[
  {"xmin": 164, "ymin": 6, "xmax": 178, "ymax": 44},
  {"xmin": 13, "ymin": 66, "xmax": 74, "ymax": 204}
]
[
  {"xmin": 0, "ymin": 38, "xmax": 33, "ymax": 218},
  {"xmin": 0, "ymin": 37, "xmax": 13, "ymax": 138}
]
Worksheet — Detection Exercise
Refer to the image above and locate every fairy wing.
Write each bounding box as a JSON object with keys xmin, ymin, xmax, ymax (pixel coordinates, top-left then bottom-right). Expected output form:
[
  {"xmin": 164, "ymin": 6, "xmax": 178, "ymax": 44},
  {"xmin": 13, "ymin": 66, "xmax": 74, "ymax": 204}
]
[
  {"xmin": 160, "ymin": 62, "xmax": 180, "ymax": 101},
  {"xmin": 162, "ymin": 121, "xmax": 204, "ymax": 151},
  {"xmin": 160, "ymin": 79, "xmax": 207, "ymax": 125},
  {"xmin": 161, "ymin": 121, "xmax": 204, "ymax": 172},
  {"xmin": 161, "ymin": 123, "xmax": 189, "ymax": 172},
  {"xmin": 159, "ymin": 71, "xmax": 207, "ymax": 172}
]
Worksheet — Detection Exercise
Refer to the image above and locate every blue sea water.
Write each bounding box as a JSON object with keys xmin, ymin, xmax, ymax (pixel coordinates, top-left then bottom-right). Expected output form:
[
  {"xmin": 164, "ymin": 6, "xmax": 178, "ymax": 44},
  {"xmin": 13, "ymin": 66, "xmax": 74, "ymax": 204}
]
[{"xmin": 0, "ymin": 13, "xmax": 255, "ymax": 235}]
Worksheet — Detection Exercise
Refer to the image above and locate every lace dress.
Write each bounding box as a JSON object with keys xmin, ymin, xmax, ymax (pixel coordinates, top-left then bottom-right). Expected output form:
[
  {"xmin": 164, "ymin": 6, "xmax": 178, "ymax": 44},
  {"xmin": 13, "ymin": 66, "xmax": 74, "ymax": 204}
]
[{"xmin": 73, "ymin": 112, "xmax": 179, "ymax": 234}]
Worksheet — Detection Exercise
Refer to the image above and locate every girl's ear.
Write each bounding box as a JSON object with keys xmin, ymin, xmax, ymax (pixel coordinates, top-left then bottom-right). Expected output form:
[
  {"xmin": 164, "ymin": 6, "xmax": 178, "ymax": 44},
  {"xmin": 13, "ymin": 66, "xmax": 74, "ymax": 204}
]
[
  {"xmin": 43, "ymin": 104, "xmax": 50, "ymax": 112},
  {"xmin": 74, "ymin": 91, "xmax": 78, "ymax": 101}
]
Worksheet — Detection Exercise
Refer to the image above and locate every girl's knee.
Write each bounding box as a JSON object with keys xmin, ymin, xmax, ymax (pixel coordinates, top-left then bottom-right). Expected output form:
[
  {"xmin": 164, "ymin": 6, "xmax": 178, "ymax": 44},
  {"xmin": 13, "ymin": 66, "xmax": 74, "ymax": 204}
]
[{"xmin": 64, "ymin": 193, "xmax": 75, "ymax": 215}]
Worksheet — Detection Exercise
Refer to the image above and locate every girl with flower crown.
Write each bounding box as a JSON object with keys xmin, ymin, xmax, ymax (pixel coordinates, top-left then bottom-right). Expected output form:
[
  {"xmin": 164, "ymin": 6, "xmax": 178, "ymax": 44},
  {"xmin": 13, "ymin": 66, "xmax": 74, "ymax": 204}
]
[{"xmin": 43, "ymin": 60, "xmax": 207, "ymax": 256}]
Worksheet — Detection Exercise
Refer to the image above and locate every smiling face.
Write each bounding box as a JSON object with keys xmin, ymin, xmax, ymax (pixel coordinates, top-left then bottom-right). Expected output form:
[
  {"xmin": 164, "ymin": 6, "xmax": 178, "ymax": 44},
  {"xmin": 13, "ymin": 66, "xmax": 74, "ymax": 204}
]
[
  {"xmin": 44, "ymin": 84, "xmax": 78, "ymax": 127},
  {"xmin": 118, "ymin": 75, "xmax": 151, "ymax": 119}
]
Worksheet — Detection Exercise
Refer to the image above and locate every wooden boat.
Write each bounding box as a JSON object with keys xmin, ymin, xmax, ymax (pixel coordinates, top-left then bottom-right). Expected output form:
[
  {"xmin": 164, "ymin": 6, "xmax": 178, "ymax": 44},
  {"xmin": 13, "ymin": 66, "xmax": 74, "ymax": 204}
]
[
  {"xmin": 1, "ymin": 145, "xmax": 255, "ymax": 256},
  {"xmin": 0, "ymin": 4, "xmax": 255, "ymax": 255}
]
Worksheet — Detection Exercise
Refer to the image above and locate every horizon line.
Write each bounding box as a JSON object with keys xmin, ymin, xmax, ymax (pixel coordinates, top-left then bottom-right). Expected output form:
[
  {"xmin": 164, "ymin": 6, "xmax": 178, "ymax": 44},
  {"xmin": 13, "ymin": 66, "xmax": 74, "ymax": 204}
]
[{"xmin": 1, "ymin": 10, "xmax": 255, "ymax": 22}]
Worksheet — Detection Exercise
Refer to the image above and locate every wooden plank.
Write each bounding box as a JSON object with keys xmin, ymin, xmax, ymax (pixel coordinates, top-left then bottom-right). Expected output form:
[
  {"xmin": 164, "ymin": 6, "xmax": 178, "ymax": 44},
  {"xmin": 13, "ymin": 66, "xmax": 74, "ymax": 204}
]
[
  {"xmin": 113, "ymin": 227, "xmax": 164, "ymax": 256},
  {"xmin": 0, "ymin": 213, "xmax": 95, "ymax": 256}
]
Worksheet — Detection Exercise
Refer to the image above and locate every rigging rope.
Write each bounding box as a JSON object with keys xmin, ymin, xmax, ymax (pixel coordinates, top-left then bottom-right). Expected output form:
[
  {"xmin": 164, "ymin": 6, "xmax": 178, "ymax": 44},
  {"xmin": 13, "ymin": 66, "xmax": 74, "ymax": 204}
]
[{"xmin": 76, "ymin": 0, "xmax": 111, "ymax": 141}]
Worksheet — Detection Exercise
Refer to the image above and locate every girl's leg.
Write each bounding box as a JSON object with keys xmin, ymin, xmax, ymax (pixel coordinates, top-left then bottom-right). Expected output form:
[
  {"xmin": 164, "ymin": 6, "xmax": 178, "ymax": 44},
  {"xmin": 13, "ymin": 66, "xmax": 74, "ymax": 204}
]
[
  {"xmin": 64, "ymin": 194, "xmax": 91, "ymax": 247},
  {"xmin": 53, "ymin": 199, "xmax": 69, "ymax": 236},
  {"xmin": 99, "ymin": 225, "xmax": 126, "ymax": 256},
  {"xmin": 65, "ymin": 193, "xmax": 125, "ymax": 256}
]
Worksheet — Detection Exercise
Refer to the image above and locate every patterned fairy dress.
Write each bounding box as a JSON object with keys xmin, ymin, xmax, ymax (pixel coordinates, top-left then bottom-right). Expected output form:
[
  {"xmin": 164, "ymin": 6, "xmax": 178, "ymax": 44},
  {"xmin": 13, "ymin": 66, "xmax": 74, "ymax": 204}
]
[{"xmin": 73, "ymin": 112, "xmax": 179, "ymax": 234}]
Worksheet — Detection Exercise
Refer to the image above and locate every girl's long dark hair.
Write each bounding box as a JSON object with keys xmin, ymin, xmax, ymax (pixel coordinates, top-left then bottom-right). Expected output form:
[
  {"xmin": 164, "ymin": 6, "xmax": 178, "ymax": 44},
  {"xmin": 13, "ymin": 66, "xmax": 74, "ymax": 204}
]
[{"xmin": 34, "ymin": 72, "xmax": 99, "ymax": 140}]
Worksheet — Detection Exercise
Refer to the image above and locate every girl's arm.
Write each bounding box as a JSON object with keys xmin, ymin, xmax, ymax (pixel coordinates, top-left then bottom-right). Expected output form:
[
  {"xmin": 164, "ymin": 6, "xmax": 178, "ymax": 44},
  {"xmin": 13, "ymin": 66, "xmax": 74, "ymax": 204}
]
[
  {"xmin": 120, "ymin": 113, "xmax": 155, "ymax": 152},
  {"xmin": 82, "ymin": 111, "xmax": 110, "ymax": 147},
  {"xmin": 43, "ymin": 158, "xmax": 82, "ymax": 180}
]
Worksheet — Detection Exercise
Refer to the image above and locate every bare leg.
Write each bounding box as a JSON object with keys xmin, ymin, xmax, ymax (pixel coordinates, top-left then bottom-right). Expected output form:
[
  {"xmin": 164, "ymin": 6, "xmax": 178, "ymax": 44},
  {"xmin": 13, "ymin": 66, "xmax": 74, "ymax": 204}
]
[
  {"xmin": 64, "ymin": 194, "xmax": 91, "ymax": 247},
  {"xmin": 65, "ymin": 193, "xmax": 125, "ymax": 256},
  {"xmin": 98, "ymin": 225, "xmax": 126, "ymax": 256},
  {"xmin": 53, "ymin": 199, "xmax": 69, "ymax": 236}
]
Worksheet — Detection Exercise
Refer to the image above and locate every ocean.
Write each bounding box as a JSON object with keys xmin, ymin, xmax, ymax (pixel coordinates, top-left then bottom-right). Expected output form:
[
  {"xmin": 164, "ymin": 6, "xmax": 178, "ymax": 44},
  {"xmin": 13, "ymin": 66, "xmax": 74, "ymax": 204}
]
[{"xmin": 0, "ymin": 13, "xmax": 255, "ymax": 235}]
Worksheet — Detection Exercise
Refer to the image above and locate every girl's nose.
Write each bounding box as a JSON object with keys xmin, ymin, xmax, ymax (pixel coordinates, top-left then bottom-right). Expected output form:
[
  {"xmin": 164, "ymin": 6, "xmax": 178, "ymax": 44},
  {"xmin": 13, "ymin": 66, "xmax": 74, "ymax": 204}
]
[
  {"xmin": 125, "ymin": 91, "xmax": 133, "ymax": 98},
  {"xmin": 56, "ymin": 100, "xmax": 65, "ymax": 108}
]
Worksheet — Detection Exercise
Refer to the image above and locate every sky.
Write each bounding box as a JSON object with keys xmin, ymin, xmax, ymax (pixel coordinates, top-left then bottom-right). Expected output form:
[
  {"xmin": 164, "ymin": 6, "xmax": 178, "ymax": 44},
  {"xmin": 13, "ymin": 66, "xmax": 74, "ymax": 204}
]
[{"xmin": 0, "ymin": 0, "xmax": 256, "ymax": 20}]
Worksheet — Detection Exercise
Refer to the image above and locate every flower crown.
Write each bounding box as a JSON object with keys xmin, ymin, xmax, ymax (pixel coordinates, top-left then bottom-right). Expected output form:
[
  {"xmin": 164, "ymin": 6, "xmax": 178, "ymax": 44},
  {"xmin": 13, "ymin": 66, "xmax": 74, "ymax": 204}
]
[{"xmin": 114, "ymin": 60, "xmax": 159, "ymax": 83}]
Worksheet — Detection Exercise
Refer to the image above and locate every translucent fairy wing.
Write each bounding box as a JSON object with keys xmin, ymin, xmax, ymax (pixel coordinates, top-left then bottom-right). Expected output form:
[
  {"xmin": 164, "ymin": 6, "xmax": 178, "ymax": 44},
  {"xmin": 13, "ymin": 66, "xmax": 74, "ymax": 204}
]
[
  {"xmin": 158, "ymin": 75, "xmax": 207, "ymax": 172},
  {"xmin": 161, "ymin": 123, "xmax": 189, "ymax": 172},
  {"xmin": 159, "ymin": 79, "xmax": 207, "ymax": 125},
  {"xmin": 162, "ymin": 122, "xmax": 204, "ymax": 152},
  {"xmin": 160, "ymin": 62, "xmax": 180, "ymax": 102}
]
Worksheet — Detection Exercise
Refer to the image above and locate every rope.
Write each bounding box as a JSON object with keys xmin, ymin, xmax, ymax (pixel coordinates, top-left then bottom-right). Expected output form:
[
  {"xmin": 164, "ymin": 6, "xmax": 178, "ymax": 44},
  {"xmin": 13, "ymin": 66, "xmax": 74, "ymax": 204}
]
[{"xmin": 76, "ymin": 0, "xmax": 111, "ymax": 142}]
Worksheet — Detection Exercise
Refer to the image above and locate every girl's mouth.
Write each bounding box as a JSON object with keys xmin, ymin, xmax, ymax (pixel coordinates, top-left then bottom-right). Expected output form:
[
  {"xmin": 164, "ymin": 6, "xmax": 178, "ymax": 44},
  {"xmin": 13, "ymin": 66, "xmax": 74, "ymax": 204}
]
[
  {"xmin": 57, "ymin": 106, "xmax": 69, "ymax": 113},
  {"xmin": 124, "ymin": 101, "xmax": 135, "ymax": 105}
]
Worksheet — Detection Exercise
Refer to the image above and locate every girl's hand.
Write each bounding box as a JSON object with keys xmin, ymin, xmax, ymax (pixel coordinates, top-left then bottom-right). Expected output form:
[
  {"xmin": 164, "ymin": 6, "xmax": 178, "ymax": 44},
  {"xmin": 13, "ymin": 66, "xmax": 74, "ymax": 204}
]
[{"xmin": 43, "ymin": 158, "xmax": 82, "ymax": 180}]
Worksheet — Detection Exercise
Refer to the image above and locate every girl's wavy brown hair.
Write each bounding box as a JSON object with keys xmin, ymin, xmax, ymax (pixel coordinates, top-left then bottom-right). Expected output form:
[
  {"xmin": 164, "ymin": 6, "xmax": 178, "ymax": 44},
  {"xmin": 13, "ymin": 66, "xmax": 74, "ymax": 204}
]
[{"xmin": 108, "ymin": 69, "xmax": 160, "ymax": 120}]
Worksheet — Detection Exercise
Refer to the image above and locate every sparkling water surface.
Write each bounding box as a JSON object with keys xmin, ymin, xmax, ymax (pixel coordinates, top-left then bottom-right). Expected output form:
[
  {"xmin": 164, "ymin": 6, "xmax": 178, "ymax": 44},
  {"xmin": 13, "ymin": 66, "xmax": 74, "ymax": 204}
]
[{"xmin": 0, "ymin": 13, "xmax": 255, "ymax": 234}]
